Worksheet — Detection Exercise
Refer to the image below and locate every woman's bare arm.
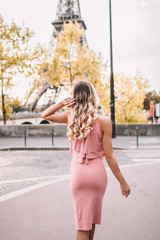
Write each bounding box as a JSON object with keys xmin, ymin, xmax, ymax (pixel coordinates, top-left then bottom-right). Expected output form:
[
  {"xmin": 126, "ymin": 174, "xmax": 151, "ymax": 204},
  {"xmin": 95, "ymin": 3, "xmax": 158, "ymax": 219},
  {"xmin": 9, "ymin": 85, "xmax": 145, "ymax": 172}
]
[
  {"xmin": 102, "ymin": 117, "xmax": 130, "ymax": 197},
  {"xmin": 40, "ymin": 97, "xmax": 75, "ymax": 123}
]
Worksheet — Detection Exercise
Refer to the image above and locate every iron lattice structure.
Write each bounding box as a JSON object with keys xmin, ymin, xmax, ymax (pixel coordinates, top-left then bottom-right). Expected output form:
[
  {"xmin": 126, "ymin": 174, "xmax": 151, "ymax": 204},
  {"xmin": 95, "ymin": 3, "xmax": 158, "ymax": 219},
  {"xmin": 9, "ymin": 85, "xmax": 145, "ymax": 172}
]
[
  {"xmin": 28, "ymin": 0, "xmax": 87, "ymax": 111},
  {"xmin": 50, "ymin": 0, "xmax": 88, "ymax": 48}
]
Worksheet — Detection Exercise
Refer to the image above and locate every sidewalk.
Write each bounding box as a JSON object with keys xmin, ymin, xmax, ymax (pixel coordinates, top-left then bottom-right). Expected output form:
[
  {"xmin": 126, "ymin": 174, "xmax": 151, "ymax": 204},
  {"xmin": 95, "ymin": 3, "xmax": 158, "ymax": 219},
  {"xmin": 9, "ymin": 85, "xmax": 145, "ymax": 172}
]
[
  {"xmin": 0, "ymin": 162, "xmax": 159, "ymax": 240},
  {"xmin": 1, "ymin": 136, "xmax": 160, "ymax": 149}
]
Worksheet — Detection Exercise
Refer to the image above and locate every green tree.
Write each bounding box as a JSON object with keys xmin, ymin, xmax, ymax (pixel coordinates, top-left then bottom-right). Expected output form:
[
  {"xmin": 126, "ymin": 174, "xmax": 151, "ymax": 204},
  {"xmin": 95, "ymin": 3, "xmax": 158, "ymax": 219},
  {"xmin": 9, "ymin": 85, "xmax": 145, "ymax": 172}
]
[{"xmin": 143, "ymin": 90, "xmax": 160, "ymax": 110}]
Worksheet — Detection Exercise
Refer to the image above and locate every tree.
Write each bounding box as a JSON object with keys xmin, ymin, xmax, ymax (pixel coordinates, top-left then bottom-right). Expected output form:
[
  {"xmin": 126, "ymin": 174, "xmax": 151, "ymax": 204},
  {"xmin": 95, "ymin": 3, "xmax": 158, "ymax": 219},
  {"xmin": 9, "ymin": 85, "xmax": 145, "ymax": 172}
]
[
  {"xmin": 0, "ymin": 95, "xmax": 23, "ymax": 120},
  {"xmin": 0, "ymin": 94, "xmax": 13, "ymax": 121},
  {"xmin": 12, "ymin": 97, "xmax": 22, "ymax": 113},
  {"xmin": 0, "ymin": 15, "xmax": 44, "ymax": 124},
  {"xmin": 143, "ymin": 96, "xmax": 150, "ymax": 110},
  {"xmin": 143, "ymin": 90, "xmax": 160, "ymax": 110},
  {"xmin": 29, "ymin": 21, "xmax": 108, "ymax": 111},
  {"xmin": 101, "ymin": 70, "xmax": 150, "ymax": 123},
  {"xmin": 28, "ymin": 21, "xmax": 149, "ymax": 123}
]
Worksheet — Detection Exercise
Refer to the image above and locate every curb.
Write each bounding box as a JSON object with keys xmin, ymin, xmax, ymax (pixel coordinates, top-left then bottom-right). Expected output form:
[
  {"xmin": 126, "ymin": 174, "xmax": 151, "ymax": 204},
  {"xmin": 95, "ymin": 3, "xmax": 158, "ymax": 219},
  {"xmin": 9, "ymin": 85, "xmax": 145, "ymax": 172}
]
[
  {"xmin": 0, "ymin": 147, "xmax": 69, "ymax": 151},
  {"xmin": 0, "ymin": 146, "xmax": 127, "ymax": 151}
]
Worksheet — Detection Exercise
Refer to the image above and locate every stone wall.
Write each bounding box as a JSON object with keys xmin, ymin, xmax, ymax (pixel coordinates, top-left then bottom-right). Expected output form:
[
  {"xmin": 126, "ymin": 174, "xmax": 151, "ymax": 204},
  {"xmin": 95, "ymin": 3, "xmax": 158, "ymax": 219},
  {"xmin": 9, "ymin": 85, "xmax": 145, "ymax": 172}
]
[
  {"xmin": 0, "ymin": 123, "xmax": 160, "ymax": 137},
  {"xmin": 0, "ymin": 124, "xmax": 67, "ymax": 137},
  {"xmin": 116, "ymin": 124, "xmax": 160, "ymax": 136}
]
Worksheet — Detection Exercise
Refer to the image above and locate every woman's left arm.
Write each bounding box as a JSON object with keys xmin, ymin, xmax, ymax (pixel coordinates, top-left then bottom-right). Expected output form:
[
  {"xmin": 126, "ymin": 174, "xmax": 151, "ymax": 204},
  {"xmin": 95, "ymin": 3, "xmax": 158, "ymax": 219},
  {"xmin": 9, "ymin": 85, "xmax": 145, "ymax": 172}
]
[{"xmin": 41, "ymin": 97, "xmax": 75, "ymax": 123}]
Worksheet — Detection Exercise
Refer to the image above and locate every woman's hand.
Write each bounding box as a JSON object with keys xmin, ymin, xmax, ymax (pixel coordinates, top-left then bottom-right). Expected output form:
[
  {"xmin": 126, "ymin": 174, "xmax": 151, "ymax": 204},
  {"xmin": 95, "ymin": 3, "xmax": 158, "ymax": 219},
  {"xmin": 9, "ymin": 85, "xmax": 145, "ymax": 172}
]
[
  {"xmin": 120, "ymin": 181, "xmax": 131, "ymax": 198},
  {"xmin": 60, "ymin": 97, "xmax": 75, "ymax": 108}
]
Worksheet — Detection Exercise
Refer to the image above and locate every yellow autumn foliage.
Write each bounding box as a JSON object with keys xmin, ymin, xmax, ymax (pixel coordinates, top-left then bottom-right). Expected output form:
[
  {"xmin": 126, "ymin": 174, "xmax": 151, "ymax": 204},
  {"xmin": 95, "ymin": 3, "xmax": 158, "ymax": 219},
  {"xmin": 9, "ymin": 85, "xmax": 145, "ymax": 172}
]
[
  {"xmin": 0, "ymin": 15, "xmax": 46, "ymax": 123},
  {"xmin": 43, "ymin": 21, "xmax": 108, "ymax": 108},
  {"xmin": 102, "ymin": 71, "xmax": 149, "ymax": 123}
]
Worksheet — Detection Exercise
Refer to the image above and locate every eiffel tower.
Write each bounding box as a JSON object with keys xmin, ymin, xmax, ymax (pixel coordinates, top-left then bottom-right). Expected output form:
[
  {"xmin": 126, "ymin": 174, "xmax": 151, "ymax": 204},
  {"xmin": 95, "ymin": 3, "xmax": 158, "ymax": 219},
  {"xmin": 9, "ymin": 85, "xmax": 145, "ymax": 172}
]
[
  {"xmin": 28, "ymin": 0, "xmax": 87, "ymax": 111},
  {"xmin": 50, "ymin": 0, "xmax": 88, "ymax": 48}
]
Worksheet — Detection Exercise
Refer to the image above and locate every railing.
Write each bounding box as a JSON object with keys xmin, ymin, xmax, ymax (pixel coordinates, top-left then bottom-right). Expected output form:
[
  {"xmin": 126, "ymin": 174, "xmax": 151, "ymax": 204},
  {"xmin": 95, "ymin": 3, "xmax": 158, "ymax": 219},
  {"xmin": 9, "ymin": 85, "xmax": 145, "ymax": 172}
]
[{"xmin": 23, "ymin": 128, "xmax": 54, "ymax": 147}]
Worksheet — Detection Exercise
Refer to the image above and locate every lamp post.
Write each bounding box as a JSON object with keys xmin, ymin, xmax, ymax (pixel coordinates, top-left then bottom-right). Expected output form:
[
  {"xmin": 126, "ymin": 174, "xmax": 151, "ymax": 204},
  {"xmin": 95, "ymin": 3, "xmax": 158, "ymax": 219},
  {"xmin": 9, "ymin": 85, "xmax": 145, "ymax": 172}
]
[{"xmin": 109, "ymin": 0, "xmax": 116, "ymax": 138}]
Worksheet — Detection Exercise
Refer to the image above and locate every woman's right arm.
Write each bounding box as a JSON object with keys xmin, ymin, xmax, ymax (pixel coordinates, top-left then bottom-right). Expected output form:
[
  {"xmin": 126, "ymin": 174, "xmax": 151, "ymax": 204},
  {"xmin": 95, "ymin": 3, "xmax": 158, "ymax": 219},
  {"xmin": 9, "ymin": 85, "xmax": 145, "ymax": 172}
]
[{"xmin": 102, "ymin": 117, "xmax": 131, "ymax": 198}]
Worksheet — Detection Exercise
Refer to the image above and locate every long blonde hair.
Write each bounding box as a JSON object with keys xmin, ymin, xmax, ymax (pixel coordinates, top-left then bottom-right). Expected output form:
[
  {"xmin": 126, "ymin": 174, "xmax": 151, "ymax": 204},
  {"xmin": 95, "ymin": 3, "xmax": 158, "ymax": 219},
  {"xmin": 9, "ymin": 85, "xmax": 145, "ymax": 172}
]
[{"xmin": 67, "ymin": 80, "xmax": 99, "ymax": 141}]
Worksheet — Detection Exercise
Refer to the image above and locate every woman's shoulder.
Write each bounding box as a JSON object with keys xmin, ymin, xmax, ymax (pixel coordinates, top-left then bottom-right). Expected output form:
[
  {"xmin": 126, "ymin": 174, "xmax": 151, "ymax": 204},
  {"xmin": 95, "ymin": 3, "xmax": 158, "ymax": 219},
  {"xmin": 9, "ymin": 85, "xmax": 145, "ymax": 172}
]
[{"xmin": 96, "ymin": 114, "xmax": 112, "ymax": 134}]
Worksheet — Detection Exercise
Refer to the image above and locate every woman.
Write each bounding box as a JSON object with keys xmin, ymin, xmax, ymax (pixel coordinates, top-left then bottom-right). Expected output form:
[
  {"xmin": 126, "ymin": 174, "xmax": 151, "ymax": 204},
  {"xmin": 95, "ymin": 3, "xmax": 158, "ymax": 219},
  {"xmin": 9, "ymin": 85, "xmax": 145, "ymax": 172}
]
[{"xmin": 41, "ymin": 80, "xmax": 130, "ymax": 240}]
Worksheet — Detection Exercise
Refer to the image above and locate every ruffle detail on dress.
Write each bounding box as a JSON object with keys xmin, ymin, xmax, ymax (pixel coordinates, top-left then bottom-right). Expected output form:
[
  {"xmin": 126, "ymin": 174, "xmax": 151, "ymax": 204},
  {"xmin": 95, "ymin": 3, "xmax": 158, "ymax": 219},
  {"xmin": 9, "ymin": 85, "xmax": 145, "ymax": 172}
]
[
  {"xmin": 71, "ymin": 148, "xmax": 105, "ymax": 165},
  {"xmin": 69, "ymin": 118, "xmax": 105, "ymax": 165}
]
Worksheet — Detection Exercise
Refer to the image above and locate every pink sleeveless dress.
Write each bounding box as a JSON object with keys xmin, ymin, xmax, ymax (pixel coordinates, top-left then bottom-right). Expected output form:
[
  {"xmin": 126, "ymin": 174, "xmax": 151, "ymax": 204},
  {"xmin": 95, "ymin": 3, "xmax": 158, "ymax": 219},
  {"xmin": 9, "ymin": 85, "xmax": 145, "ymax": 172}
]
[{"xmin": 69, "ymin": 116, "xmax": 108, "ymax": 231}]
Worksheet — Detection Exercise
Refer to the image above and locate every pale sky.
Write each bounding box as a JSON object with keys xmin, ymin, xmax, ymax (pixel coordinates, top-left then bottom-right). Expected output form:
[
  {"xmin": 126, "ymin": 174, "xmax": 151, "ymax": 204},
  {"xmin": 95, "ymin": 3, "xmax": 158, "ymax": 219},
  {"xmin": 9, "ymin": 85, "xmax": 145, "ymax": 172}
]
[{"xmin": 1, "ymin": 0, "xmax": 160, "ymax": 101}]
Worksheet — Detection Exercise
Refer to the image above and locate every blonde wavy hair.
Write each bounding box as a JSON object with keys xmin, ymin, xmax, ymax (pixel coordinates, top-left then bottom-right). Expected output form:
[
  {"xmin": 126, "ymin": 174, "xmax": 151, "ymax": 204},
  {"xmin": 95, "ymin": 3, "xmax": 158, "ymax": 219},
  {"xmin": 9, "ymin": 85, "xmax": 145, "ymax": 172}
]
[{"xmin": 67, "ymin": 80, "xmax": 99, "ymax": 141}]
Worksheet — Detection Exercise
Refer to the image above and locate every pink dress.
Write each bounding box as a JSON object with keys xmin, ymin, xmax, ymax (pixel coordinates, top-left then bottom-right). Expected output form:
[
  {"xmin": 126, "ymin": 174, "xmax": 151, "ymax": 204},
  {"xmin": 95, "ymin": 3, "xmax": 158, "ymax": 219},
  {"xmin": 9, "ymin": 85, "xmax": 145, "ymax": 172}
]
[{"xmin": 69, "ymin": 116, "xmax": 108, "ymax": 231}]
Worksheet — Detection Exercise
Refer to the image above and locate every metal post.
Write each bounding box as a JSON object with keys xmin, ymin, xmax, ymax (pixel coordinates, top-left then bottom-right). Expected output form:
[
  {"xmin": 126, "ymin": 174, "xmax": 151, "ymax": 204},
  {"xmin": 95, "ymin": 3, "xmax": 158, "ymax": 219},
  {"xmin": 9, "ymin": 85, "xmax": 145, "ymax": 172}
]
[
  {"xmin": 153, "ymin": 103, "xmax": 154, "ymax": 123},
  {"xmin": 52, "ymin": 130, "xmax": 54, "ymax": 147},
  {"xmin": 109, "ymin": 0, "xmax": 116, "ymax": 138},
  {"xmin": 24, "ymin": 127, "xmax": 27, "ymax": 147},
  {"xmin": 136, "ymin": 127, "xmax": 139, "ymax": 149}
]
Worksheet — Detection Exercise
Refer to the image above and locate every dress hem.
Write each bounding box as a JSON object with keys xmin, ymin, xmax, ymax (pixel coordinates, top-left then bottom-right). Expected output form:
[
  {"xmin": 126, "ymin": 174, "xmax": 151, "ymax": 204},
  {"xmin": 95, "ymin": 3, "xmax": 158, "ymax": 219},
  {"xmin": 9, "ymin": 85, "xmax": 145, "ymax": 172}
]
[{"xmin": 76, "ymin": 222, "xmax": 101, "ymax": 231}]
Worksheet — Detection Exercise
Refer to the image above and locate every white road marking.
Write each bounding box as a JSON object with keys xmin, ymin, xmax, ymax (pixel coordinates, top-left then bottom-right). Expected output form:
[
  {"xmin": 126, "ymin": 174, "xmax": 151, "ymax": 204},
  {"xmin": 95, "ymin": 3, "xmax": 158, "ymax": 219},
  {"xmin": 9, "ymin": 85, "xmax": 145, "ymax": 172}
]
[
  {"xmin": 0, "ymin": 176, "xmax": 58, "ymax": 184},
  {"xmin": 114, "ymin": 161, "xmax": 160, "ymax": 169},
  {"xmin": 125, "ymin": 153, "xmax": 160, "ymax": 157},
  {"xmin": 1, "ymin": 162, "xmax": 159, "ymax": 203},
  {"xmin": 130, "ymin": 145, "xmax": 160, "ymax": 149},
  {"xmin": 132, "ymin": 158, "xmax": 160, "ymax": 162},
  {"xmin": 130, "ymin": 139, "xmax": 160, "ymax": 144},
  {"xmin": 0, "ymin": 174, "xmax": 70, "ymax": 203}
]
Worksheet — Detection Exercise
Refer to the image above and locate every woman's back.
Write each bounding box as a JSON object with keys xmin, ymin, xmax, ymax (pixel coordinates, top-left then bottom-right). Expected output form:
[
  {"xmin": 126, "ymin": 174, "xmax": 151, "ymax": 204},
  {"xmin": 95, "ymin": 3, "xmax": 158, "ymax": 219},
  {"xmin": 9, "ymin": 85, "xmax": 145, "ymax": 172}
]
[
  {"xmin": 69, "ymin": 114, "xmax": 108, "ymax": 231},
  {"xmin": 69, "ymin": 115, "xmax": 105, "ymax": 164}
]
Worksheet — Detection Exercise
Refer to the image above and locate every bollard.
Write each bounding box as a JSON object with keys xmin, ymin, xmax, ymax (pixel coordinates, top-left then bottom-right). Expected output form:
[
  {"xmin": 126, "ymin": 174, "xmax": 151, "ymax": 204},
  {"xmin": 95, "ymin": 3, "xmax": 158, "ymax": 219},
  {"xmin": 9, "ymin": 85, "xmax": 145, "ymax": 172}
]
[
  {"xmin": 24, "ymin": 127, "xmax": 27, "ymax": 147},
  {"xmin": 52, "ymin": 130, "xmax": 54, "ymax": 146},
  {"xmin": 136, "ymin": 127, "xmax": 139, "ymax": 149}
]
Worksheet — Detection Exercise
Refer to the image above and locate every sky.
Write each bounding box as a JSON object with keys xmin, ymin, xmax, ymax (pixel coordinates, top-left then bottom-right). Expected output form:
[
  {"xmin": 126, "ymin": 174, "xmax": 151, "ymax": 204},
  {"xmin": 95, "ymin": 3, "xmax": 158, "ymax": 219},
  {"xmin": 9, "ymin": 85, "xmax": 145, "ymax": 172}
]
[{"xmin": 1, "ymin": 0, "xmax": 160, "ymax": 102}]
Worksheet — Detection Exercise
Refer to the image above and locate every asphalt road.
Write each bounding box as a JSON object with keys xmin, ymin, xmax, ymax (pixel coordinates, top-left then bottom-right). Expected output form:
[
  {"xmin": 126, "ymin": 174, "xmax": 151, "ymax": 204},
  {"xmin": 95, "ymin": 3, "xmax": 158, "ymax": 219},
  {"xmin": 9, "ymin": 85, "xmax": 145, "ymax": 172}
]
[
  {"xmin": 0, "ymin": 136, "xmax": 160, "ymax": 197},
  {"xmin": 0, "ymin": 162, "xmax": 159, "ymax": 240}
]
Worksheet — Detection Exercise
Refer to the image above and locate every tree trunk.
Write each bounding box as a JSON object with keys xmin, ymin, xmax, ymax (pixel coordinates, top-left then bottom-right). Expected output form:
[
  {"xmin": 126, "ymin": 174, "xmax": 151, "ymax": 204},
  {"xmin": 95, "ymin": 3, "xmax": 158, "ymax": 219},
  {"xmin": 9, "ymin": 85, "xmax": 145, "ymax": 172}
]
[{"xmin": 1, "ymin": 87, "xmax": 6, "ymax": 125}]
